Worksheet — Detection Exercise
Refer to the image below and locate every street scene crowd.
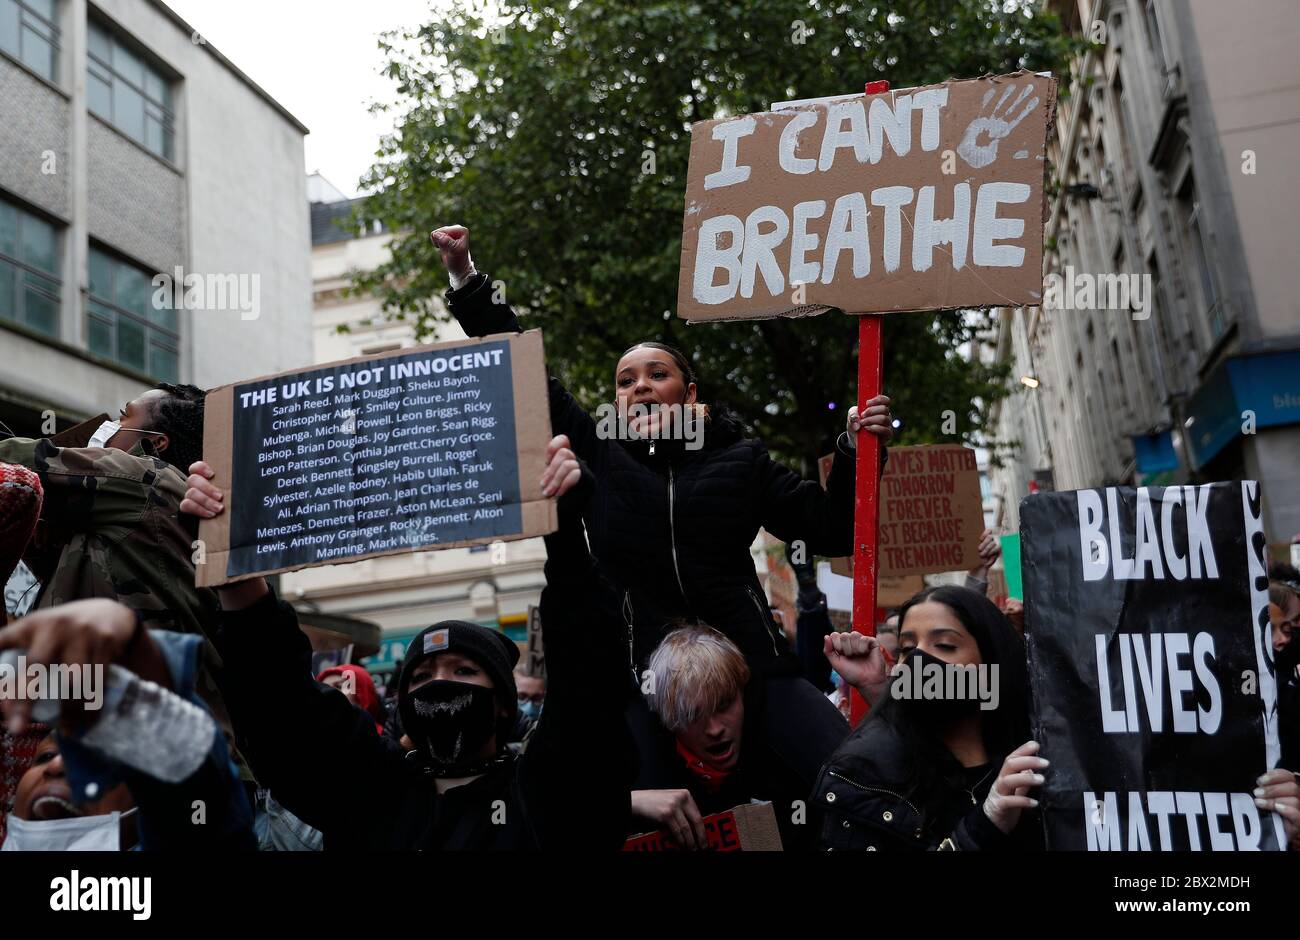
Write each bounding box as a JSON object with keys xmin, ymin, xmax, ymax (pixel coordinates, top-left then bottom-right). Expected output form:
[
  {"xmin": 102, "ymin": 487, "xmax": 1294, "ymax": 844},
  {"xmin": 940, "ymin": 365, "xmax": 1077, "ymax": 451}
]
[{"xmin": 1, "ymin": 225, "xmax": 1298, "ymax": 853}]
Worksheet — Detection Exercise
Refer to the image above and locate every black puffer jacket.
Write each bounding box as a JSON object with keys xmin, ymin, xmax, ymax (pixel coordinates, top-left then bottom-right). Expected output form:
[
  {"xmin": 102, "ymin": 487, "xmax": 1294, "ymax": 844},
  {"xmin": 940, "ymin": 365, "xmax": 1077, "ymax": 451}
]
[
  {"xmin": 812, "ymin": 717, "xmax": 1041, "ymax": 852},
  {"xmin": 446, "ymin": 272, "xmax": 858, "ymax": 673}
]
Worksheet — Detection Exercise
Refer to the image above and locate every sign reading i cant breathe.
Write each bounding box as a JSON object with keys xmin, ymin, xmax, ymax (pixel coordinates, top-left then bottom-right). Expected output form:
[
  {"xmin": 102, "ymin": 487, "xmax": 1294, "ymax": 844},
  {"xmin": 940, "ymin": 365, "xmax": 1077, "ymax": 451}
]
[
  {"xmin": 677, "ymin": 70, "xmax": 1057, "ymax": 320},
  {"xmin": 196, "ymin": 332, "xmax": 555, "ymax": 586}
]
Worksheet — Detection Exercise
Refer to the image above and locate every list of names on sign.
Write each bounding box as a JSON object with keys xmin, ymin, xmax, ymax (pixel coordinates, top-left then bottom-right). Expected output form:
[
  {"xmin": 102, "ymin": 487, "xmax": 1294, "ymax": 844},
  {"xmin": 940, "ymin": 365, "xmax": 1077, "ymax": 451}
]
[{"xmin": 225, "ymin": 339, "xmax": 522, "ymax": 578}]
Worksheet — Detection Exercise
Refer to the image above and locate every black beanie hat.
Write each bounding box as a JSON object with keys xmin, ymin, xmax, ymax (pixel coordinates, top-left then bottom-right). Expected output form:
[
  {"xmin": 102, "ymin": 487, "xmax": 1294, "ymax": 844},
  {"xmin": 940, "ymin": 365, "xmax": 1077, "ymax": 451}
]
[{"xmin": 397, "ymin": 620, "xmax": 520, "ymax": 721}]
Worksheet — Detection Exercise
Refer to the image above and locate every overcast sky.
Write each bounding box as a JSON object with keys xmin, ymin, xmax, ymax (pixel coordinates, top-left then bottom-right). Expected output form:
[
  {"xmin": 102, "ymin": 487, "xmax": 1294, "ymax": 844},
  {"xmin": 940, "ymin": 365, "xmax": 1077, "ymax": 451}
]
[{"xmin": 165, "ymin": 0, "xmax": 447, "ymax": 198}]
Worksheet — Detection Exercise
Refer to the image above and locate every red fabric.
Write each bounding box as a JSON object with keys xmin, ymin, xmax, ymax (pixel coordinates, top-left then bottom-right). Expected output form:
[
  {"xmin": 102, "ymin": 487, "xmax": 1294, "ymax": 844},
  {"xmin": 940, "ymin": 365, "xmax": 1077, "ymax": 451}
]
[
  {"xmin": 0, "ymin": 723, "xmax": 49, "ymax": 845},
  {"xmin": 0, "ymin": 463, "xmax": 43, "ymax": 588},
  {"xmin": 317, "ymin": 663, "xmax": 385, "ymax": 733},
  {"xmin": 675, "ymin": 740, "xmax": 732, "ymax": 795}
]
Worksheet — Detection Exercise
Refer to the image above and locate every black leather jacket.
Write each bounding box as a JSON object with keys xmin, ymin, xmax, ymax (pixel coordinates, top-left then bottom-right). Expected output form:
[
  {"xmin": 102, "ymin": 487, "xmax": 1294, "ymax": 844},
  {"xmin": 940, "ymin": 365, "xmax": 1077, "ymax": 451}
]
[{"xmin": 812, "ymin": 718, "xmax": 1040, "ymax": 851}]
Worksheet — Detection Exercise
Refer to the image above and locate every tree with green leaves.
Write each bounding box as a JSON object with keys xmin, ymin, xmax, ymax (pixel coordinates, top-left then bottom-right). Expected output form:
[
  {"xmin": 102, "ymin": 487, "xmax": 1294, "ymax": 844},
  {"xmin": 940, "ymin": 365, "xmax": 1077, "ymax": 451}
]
[{"xmin": 354, "ymin": 0, "xmax": 1074, "ymax": 470}]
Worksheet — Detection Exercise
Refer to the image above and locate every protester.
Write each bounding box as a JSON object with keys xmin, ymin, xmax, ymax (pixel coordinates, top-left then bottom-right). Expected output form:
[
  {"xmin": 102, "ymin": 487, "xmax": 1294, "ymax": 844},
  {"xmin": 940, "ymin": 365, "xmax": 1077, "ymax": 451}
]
[
  {"xmin": 1269, "ymin": 562, "xmax": 1300, "ymax": 587},
  {"xmin": 963, "ymin": 528, "xmax": 1002, "ymax": 597},
  {"xmin": 0, "ymin": 386, "xmax": 241, "ymax": 760},
  {"xmin": 0, "ymin": 723, "xmax": 46, "ymax": 847},
  {"xmin": 248, "ymin": 662, "xmax": 395, "ymax": 850},
  {"xmin": 0, "ymin": 461, "xmax": 44, "ymax": 843},
  {"xmin": 1254, "ymin": 767, "xmax": 1300, "ymax": 851},
  {"xmin": 1269, "ymin": 580, "xmax": 1300, "ymax": 770},
  {"xmin": 629, "ymin": 624, "xmax": 893, "ymax": 850},
  {"xmin": 1268, "ymin": 581, "xmax": 1299, "ymax": 655},
  {"xmin": 430, "ymin": 224, "xmax": 893, "ymax": 674},
  {"xmin": 0, "ymin": 462, "xmax": 42, "ymax": 624},
  {"xmin": 812, "ymin": 585, "xmax": 1043, "ymax": 850},
  {"xmin": 0, "ymin": 386, "xmax": 210, "ymax": 618},
  {"xmin": 827, "ymin": 671, "xmax": 853, "ymax": 723},
  {"xmin": 179, "ymin": 435, "xmax": 633, "ymax": 850},
  {"xmin": 2, "ymin": 732, "xmax": 137, "ymax": 851},
  {"xmin": 431, "ymin": 224, "xmax": 889, "ymax": 803},
  {"xmin": 1000, "ymin": 597, "xmax": 1026, "ymax": 637},
  {"xmin": 788, "ymin": 543, "xmax": 836, "ymax": 693},
  {"xmin": 0, "ymin": 598, "xmax": 254, "ymax": 850},
  {"xmin": 515, "ymin": 669, "xmax": 546, "ymax": 721},
  {"xmin": 317, "ymin": 663, "xmax": 387, "ymax": 735},
  {"xmin": 877, "ymin": 612, "xmax": 901, "ymax": 658}
]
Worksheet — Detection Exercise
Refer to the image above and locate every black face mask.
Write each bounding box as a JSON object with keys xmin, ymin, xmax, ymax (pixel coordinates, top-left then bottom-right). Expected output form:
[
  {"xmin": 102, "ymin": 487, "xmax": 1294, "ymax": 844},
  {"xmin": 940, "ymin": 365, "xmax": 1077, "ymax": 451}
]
[
  {"xmin": 894, "ymin": 647, "xmax": 985, "ymax": 727},
  {"xmin": 403, "ymin": 680, "xmax": 499, "ymax": 770}
]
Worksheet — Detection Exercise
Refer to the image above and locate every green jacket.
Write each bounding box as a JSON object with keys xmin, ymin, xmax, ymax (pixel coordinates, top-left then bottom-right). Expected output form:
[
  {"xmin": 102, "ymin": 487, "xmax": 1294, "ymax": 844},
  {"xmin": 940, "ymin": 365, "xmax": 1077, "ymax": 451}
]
[
  {"xmin": 0, "ymin": 436, "xmax": 245, "ymax": 774},
  {"xmin": 0, "ymin": 437, "xmax": 219, "ymax": 632}
]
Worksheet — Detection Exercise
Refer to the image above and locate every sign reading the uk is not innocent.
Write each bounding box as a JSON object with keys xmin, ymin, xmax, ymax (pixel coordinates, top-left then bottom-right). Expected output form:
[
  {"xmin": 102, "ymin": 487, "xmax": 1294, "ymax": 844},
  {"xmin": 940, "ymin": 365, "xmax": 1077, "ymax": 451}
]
[{"xmin": 197, "ymin": 332, "xmax": 555, "ymax": 587}]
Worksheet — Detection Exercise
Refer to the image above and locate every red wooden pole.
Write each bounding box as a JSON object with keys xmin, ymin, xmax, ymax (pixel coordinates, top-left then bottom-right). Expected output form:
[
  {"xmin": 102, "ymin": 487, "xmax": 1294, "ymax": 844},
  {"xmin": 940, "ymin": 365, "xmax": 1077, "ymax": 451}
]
[
  {"xmin": 848, "ymin": 78, "xmax": 891, "ymax": 727},
  {"xmin": 850, "ymin": 314, "xmax": 884, "ymax": 726}
]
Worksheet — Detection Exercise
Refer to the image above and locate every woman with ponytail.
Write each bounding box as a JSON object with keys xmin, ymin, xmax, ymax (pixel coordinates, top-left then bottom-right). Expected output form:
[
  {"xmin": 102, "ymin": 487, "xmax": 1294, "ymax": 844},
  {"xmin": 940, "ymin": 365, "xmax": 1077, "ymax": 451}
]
[{"xmin": 431, "ymin": 225, "xmax": 893, "ymax": 786}]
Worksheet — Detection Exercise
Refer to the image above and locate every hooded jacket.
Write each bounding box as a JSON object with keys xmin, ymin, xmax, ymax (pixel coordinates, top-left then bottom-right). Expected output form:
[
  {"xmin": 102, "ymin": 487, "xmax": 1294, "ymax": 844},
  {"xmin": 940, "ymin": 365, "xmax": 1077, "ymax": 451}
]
[
  {"xmin": 445, "ymin": 272, "xmax": 858, "ymax": 674},
  {"xmin": 316, "ymin": 664, "xmax": 387, "ymax": 735},
  {"xmin": 213, "ymin": 479, "xmax": 633, "ymax": 851}
]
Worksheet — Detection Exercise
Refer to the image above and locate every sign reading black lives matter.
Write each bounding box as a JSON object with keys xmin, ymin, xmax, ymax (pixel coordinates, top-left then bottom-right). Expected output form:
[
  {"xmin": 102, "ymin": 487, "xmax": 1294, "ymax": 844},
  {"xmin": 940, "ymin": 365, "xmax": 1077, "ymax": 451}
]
[
  {"xmin": 1022, "ymin": 481, "xmax": 1285, "ymax": 851},
  {"xmin": 197, "ymin": 332, "xmax": 556, "ymax": 587}
]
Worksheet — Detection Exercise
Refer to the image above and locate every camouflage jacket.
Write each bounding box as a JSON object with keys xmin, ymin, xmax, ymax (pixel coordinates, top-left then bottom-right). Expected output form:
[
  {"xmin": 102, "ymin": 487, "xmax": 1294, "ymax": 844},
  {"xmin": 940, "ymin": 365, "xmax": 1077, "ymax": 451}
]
[
  {"xmin": 0, "ymin": 437, "xmax": 220, "ymax": 634},
  {"xmin": 0, "ymin": 437, "xmax": 247, "ymax": 775}
]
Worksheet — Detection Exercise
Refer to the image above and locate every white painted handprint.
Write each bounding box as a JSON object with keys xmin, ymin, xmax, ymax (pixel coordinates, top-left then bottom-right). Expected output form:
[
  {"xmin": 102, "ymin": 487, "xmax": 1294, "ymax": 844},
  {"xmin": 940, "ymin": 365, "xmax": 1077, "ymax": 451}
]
[{"xmin": 956, "ymin": 83, "xmax": 1040, "ymax": 169}]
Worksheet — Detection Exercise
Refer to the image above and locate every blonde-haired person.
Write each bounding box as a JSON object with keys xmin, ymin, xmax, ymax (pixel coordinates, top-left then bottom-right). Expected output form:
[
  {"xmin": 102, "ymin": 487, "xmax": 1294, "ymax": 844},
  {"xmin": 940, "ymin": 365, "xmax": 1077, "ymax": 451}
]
[
  {"xmin": 630, "ymin": 623, "xmax": 884, "ymax": 851},
  {"xmin": 433, "ymin": 224, "xmax": 889, "ymax": 810}
]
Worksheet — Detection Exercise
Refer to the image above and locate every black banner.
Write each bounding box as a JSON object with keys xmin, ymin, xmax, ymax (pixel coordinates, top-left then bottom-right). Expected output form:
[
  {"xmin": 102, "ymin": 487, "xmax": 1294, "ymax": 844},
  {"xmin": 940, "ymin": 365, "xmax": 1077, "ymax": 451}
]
[
  {"xmin": 1022, "ymin": 481, "xmax": 1284, "ymax": 850},
  {"xmin": 225, "ymin": 340, "xmax": 521, "ymax": 578}
]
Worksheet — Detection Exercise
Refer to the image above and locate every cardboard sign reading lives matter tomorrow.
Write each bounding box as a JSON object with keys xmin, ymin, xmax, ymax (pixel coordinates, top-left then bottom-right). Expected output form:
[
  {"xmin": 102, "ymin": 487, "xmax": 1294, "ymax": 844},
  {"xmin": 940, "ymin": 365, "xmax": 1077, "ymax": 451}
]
[
  {"xmin": 818, "ymin": 445, "xmax": 983, "ymax": 578},
  {"xmin": 197, "ymin": 332, "xmax": 555, "ymax": 587},
  {"xmin": 678, "ymin": 70, "xmax": 1057, "ymax": 321},
  {"xmin": 622, "ymin": 802, "xmax": 782, "ymax": 852},
  {"xmin": 880, "ymin": 445, "xmax": 983, "ymax": 575}
]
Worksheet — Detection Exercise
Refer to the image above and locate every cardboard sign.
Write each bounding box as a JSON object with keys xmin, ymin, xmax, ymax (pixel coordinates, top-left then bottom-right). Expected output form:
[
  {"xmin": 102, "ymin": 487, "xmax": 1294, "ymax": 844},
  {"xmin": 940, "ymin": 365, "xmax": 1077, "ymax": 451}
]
[
  {"xmin": 523, "ymin": 604, "xmax": 545, "ymax": 680},
  {"xmin": 50, "ymin": 414, "xmax": 109, "ymax": 448},
  {"xmin": 622, "ymin": 801, "xmax": 782, "ymax": 852},
  {"xmin": 197, "ymin": 332, "xmax": 556, "ymax": 586},
  {"xmin": 310, "ymin": 645, "xmax": 353, "ymax": 677},
  {"xmin": 1022, "ymin": 482, "xmax": 1286, "ymax": 851},
  {"xmin": 879, "ymin": 445, "xmax": 983, "ymax": 576},
  {"xmin": 877, "ymin": 572, "xmax": 927, "ymax": 608},
  {"xmin": 819, "ymin": 445, "xmax": 982, "ymax": 579},
  {"xmin": 678, "ymin": 70, "xmax": 1057, "ymax": 321}
]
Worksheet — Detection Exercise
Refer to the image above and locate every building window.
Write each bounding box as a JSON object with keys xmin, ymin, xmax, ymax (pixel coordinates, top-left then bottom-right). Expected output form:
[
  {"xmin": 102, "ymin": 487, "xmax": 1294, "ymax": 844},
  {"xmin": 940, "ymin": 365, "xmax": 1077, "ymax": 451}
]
[
  {"xmin": 0, "ymin": 198, "xmax": 61, "ymax": 337},
  {"xmin": 87, "ymin": 246, "xmax": 178, "ymax": 380},
  {"xmin": 0, "ymin": 0, "xmax": 59, "ymax": 81},
  {"xmin": 87, "ymin": 19, "xmax": 175, "ymax": 161},
  {"xmin": 1176, "ymin": 174, "xmax": 1224, "ymax": 343},
  {"xmin": 1143, "ymin": 0, "xmax": 1167, "ymax": 73}
]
